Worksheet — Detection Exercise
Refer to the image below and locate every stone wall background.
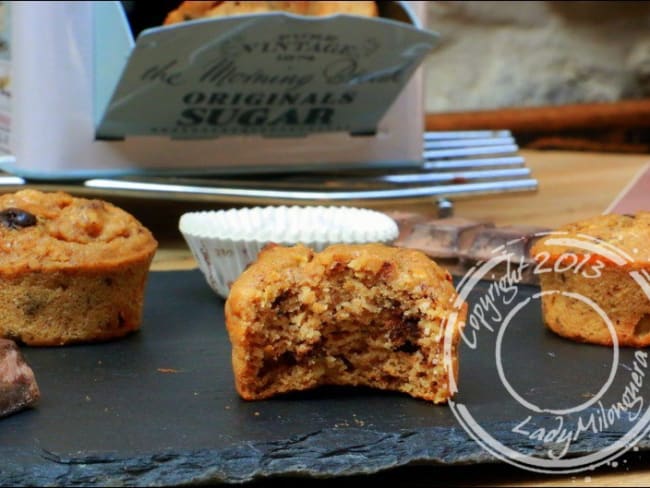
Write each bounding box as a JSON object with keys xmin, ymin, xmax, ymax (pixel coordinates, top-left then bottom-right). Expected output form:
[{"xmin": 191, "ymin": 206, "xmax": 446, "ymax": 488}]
[{"xmin": 423, "ymin": 1, "xmax": 650, "ymax": 113}]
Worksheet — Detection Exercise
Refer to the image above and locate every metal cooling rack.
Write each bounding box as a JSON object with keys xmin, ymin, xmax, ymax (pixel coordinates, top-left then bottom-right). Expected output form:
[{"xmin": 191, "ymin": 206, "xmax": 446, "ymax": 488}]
[{"xmin": 0, "ymin": 130, "xmax": 537, "ymax": 207}]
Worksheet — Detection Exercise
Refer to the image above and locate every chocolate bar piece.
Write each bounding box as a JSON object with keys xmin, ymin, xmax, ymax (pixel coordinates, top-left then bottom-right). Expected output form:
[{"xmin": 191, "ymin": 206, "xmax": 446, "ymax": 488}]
[
  {"xmin": 391, "ymin": 212, "xmax": 549, "ymax": 284},
  {"xmin": 0, "ymin": 339, "xmax": 40, "ymax": 418},
  {"xmin": 459, "ymin": 225, "xmax": 547, "ymax": 263},
  {"xmin": 393, "ymin": 216, "xmax": 492, "ymax": 276},
  {"xmin": 383, "ymin": 210, "xmax": 429, "ymax": 243},
  {"xmin": 458, "ymin": 225, "xmax": 549, "ymax": 284},
  {"xmin": 405, "ymin": 218, "xmax": 494, "ymax": 259}
]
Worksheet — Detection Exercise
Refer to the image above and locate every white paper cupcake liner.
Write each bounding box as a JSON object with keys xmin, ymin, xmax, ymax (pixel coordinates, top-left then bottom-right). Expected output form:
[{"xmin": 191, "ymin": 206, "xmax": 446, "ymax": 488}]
[{"xmin": 179, "ymin": 205, "xmax": 399, "ymax": 299}]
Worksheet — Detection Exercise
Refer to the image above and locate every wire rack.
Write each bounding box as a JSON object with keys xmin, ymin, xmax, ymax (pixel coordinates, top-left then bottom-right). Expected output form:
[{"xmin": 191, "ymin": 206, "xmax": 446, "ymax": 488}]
[{"xmin": 0, "ymin": 130, "xmax": 537, "ymax": 207}]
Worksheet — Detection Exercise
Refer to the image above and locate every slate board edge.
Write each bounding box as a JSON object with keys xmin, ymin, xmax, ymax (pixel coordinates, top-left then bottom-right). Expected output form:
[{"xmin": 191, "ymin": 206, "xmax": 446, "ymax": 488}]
[
  {"xmin": 1, "ymin": 426, "xmax": 484, "ymax": 486},
  {"xmin": 4, "ymin": 423, "xmax": 648, "ymax": 486}
]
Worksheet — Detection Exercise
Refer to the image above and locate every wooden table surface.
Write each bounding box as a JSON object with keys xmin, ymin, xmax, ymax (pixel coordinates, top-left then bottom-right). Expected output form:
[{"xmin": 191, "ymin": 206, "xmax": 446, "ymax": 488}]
[{"xmin": 15, "ymin": 149, "xmax": 648, "ymax": 486}]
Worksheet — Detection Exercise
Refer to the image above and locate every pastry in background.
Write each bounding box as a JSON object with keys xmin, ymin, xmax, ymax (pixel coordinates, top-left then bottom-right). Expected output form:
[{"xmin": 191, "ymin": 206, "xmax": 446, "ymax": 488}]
[
  {"xmin": 163, "ymin": 1, "xmax": 220, "ymax": 24},
  {"xmin": 0, "ymin": 190, "xmax": 158, "ymax": 346},
  {"xmin": 225, "ymin": 243, "xmax": 466, "ymax": 404},
  {"xmin": 531, "ymin": 212, "xmax": 650, "ymax": 347},
  {"xmin": 163, "ymin": 1, "xmax": 377, "ymax": 25},
  {"xmin": 303, "ymin": 1, "xmax": 377, "ymax": 17}
]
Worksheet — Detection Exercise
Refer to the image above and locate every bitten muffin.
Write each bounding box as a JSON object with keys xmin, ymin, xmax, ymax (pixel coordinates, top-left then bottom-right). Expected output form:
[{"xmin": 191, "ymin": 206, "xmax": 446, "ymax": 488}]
[
  {"xmin": 530, "ymin": 212, "xmax": 650, "ymax": 347},
  {"xmin": 225, "ymin": 243, "xmax": 466, "ymax": 403},
  {"xmin": 0, "ymin": 190, "xmax": 158, "ymax": 346}
]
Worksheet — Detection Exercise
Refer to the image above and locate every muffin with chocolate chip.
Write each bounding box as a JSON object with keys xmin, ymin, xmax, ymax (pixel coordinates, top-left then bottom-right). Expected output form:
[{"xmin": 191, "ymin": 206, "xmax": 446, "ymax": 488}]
[
  {"xmin": 225, "ymin": 243, "xmax": 466, "ymax": 404},
  {"xmin": 0, "ymin": 190, "xmax": 158, "ymax": 345}
]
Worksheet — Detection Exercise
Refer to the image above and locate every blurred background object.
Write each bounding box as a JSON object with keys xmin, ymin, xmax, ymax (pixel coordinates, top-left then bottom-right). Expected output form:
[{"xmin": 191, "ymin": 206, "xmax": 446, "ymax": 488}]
[
  {"xmin": 423, "ymin": 1, "xmax": 650, "ymax": 153},
  {"xmin": 120, "ymin": 0, "xmax": 180, "ymax": 37}
]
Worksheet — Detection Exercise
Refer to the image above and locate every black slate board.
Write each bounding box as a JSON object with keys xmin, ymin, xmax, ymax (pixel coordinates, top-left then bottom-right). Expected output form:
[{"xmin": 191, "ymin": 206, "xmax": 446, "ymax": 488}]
[{"xmin": 2, "ymin": 270, "xmax": 650, "ymax": 485}]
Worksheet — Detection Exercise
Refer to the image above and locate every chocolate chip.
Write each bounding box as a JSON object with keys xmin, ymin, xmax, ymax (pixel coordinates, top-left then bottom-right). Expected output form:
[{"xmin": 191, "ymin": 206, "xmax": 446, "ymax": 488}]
[
  {"xmin": 258, "ymin": 351, "xmax": 297, "ymax": 378},
  {"xmin": 396, "ymin": 341, "xmax": 419, "ymax": 354},
  {"xmin": 0, "ymin": 208, "xmax": 37, "ymax": 230},
  {"xmin": 335, "ymin": 355, "xmax": 355, "ymax": 372}
]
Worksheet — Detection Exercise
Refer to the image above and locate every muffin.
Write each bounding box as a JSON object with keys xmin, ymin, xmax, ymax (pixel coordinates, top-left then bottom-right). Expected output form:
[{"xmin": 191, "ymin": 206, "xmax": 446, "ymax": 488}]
[
  {"xmin": 0, "ymin": 190, "xmax": 158, "ymax": 346},
  {"xmin": 302, "ymin": 1, "xmax": 377, "ymax": 16},
  {"xmin": 163, "ymin": 1, "xmax": 220, "ymax": 24},
  {"xmin": 530, "ymin": 212, "xmax": 650, "ymax": 347},
  {"xmin": 163, "ymin": 1, "xmax": 377, "ymax": 25},
  {"xmin": 225, "ymin": 243, "xmax": 466, "ymax": 403}
]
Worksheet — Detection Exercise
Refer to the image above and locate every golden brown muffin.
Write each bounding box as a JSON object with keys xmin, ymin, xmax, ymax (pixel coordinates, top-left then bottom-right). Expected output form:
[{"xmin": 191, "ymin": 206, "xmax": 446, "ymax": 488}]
[
  {"xmin": 0, "ymin": 190, "xmax": 158, "ymax": 346},
  {"xmin": 163, "ymin": 1, "xmax": 222, "ymax": 25},
  {"xmin": 205, "ymin": 1, "xmax": 309, "ymax": 17},
  {"xmin": 225, "ymin": 243, "xmax": 466, "ymax": 403},
  {"xmin": 163, "ymin": 1, "xmax": 376, "ymax": 24},
  {"xmin": 305, "ymin": 1, "xmax": 377, "ymax": 17},
  {"xmin": 530, "ymin": 212, "xmax": 650, "ymax": 347}
]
